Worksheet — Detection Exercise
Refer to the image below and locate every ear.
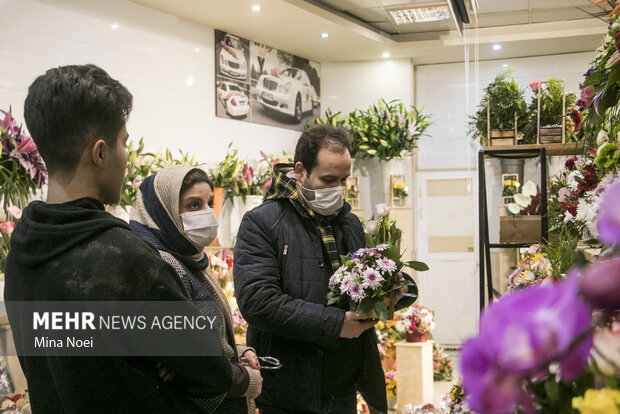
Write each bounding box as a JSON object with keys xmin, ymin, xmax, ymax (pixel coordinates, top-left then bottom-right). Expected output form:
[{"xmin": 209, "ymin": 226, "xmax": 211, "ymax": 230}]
[
  {"xmin": 294, "ymin": 161, "xmax": 306, "ymax": 182},
  {"xmin": 91, "ymin": 139, "xmax": 107, "ymax": 167}
]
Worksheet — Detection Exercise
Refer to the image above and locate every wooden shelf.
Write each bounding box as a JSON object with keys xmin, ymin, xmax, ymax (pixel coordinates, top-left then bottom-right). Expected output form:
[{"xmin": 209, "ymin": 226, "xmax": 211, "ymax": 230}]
[{"xmin": 483, "ymin": 142, "xmax": 584, "ymax": 157}]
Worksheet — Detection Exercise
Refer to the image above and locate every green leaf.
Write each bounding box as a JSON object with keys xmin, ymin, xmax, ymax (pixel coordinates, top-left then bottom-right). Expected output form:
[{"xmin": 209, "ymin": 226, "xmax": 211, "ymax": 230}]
[{"xmin": 405, "ymin": 261, "xmax": 429, "ymax": 271}]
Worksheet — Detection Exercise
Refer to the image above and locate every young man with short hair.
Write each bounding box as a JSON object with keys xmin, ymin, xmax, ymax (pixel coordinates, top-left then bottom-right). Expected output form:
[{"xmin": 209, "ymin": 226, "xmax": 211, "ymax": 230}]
[{"xmin": 5, "ymin": 64, "xmax": 233, "ymax": 413}]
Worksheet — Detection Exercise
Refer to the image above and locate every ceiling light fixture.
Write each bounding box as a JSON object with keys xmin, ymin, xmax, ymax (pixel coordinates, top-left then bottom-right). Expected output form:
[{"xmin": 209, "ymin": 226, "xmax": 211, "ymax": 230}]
[
  {"xmin": 251, "ymin": 4, "xmax": 261, "ymax": 12},
  {"xmin": 389, "ymin": 6, "xmax": 451, "ymax": 24},
  {"xmin": 110, "ymin": 22, "xmax": 120, "ymax": 30},
  {"xmin": 382, "ymin": 52, "xmax": 391, "ymax": 58},
  {"xmin": 502, "ymin": 63, "xmax": 508, "ymax": 68},
  {"xmin": 194, "ymin": 47, "xmax": 201, "ymax": 53},
  {"xmin": 320, "ymin": 33, "xmax": 329, "ymax": 38},
  {"xmin": 493, "ymin": 44, "xmax": 502, "ymax": 51}
]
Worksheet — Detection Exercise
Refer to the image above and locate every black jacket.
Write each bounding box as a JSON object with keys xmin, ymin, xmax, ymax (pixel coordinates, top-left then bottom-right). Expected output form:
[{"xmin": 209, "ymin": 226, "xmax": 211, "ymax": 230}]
[
  {"xmin": 4, "ymin": 197, "xmax": 233, "ymax": 413},
  {"xmin": 234, "ymin": 191, "xmax": 412, "ymax": 413}
]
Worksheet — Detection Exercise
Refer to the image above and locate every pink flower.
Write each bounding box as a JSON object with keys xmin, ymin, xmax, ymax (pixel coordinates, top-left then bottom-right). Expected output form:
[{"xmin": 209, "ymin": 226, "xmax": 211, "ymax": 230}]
[
  {"xmin": 578, "ymin": 86, "xmax": 595, "ymax": 108},
  {"xmin": 0, "ymin": 210, "xmax": 5, "ymax": 222},
  {"xmin": 557, "ymin": 187, "xmax": 571, "ymax": 203},
  {"xmin": 1, "ymin": 110, "xmax": 11, "ymax": 133},
  {"xmin": 527, "ymin": 244, "xmax": 540, "ymax": 254},
  {"xmin": 591, "ymin": 325, "xmax": 620, "ymax": 376},
  {"xmin": 376, "ymin": 258, "xmax": 397, "ymax": 273},
  {"xmin": 362, "ymin": 268, "xmax": 384, "ymax": 289},
  {"xmin": 407, "ymin": 121, "xmax": 417, "ymax": 138},
  {"xmin": 6, "ymin": 206, "xmax": 22, "ymax": 220},
  {"xmin": 347, "ymin": 281, "xmax": 365, "ymax": 303},
  {"xmin": 0, "ymin": 221, "xmax": 15, "ymax": 235},
  {"xmin": 131, "ymin": 175, "xmax": 142, "ymax": 189},
  {"xmin": 365, "ymin": 220, "xmax": 379, "ymax": 235},
  {"xmin": 16, "ymin": 137, "xmax": 37, "ymax": 154},
  {"xmin": 529, "ymin": 81, "xmax": 544, "ymax": 92}
]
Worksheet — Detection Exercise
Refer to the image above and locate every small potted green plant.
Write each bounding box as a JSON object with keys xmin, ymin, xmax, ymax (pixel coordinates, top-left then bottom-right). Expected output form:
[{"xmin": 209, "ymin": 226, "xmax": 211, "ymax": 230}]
[
  {"xmin": 468, "ymin": 68, "xmax": 528, "ymax": 146},
  {"xmin": 523, "ymin": 78, "xmax": 577, "ymax": 144}
]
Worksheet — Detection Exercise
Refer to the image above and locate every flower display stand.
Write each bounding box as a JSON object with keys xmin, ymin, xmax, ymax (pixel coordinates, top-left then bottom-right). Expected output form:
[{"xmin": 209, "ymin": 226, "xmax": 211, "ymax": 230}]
[{"xmin": 395, "ymin": 340, "xmax": 434, "ymax": 411}]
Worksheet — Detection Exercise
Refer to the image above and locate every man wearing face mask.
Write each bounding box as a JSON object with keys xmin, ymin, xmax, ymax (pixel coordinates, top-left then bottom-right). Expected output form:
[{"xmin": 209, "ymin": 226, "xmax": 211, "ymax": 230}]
[
  {"xmin": 130, "ymin": 165, "xmax": 262, "ymax": 413},
  {"xmin": 234, "ymin": 125, "xmax": 417, "ymax": 413}
]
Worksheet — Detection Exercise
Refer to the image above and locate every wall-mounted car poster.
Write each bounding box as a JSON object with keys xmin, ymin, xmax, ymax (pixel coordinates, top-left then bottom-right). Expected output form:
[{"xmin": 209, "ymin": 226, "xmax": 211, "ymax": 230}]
[{"xmin": 215, "ymin": 29, "xmax": 321, "ymax": 131}]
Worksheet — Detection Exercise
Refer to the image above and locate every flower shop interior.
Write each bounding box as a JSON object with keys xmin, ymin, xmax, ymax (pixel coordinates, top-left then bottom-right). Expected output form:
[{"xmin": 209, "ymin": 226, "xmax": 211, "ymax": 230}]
[{"xmin": 2, "ymin": 0, "xmax": 620, "ymax": 413}]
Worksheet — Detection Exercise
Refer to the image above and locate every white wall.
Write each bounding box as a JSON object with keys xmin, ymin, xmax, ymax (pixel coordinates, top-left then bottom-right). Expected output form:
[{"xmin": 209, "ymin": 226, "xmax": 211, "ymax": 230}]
[
  {"xmin": 321, "ymin": 59, "xmax": 413, "ymax": 115},
  {"xmin": 414, "ymin": 51, "xmax": 595, "ymax": 345},
  {"xmin": 0, "ymin": 0, "xmax": 300, "ymax": 166}
]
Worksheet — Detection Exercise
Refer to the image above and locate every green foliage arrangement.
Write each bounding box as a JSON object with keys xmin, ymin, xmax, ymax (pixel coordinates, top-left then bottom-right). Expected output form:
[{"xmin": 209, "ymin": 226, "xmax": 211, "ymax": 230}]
[{"xmin": 468, "ymin": 69, "xmax": 529, "ymax": 145}]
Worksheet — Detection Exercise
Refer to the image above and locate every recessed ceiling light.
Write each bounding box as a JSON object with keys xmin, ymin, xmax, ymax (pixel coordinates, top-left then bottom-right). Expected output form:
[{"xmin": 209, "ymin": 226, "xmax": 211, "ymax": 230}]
[
  {"xmin": 389, "ymin": 6, "xmax": 451, "ymax": 24},
  {"xmin": 251, "ymin": 4, "xmax": 261, "ymax": 12},
  {"xmin": 194, "ymin": 47, "xmax": 201, "ymax": 53},
  {"xmin": 110, "ymin": 22, "xmax": 120, "ymax": 30},
  {"xmin": 382, "ymin": 52, "xmax": 391, "ymax": 58},
  {"xmin": 502, "ymin": 63, "xmax": 508, "ymax": 68},
  {"xmin": 493, "ymin": 44, "xmax": 502, "ymax": 51},
  {"xmin": 320, "ymin": 33, "xmax": 329, "ymax": 38}
]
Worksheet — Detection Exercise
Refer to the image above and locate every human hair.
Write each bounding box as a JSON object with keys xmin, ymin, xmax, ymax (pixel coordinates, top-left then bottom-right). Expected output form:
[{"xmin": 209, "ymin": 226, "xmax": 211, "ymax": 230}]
[
  {"xmin": 23, "ymin": 64, "xmax": 133, "ymax": 174},
  {"xmin": 180, "ymin": 168, "xmax": 214, "ymax": 196},
  {"xmin": 294, "ymin": 125, "xmax": 352, "ymax": 175}
]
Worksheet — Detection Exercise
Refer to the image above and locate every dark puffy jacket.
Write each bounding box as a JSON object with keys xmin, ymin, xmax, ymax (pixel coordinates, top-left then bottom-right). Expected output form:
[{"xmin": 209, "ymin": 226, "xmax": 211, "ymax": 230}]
[{"xmin": 234, "ymin": 198, "xmax": 388, "ymax": 413}]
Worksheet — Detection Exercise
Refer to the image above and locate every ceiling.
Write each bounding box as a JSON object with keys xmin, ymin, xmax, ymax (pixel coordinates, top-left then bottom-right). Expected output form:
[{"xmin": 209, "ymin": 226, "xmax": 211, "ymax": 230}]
[{"xmin": 130, "ymin": 0, "xmax": 610, "ymax": 65}]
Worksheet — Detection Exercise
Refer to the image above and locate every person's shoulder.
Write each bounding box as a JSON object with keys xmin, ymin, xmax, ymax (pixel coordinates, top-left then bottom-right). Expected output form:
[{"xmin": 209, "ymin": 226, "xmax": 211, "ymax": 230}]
[
  {"xmin": 244, "ymin": 199, "xmax": 286, "ymax": 224},
  {"xmin": 92, "ymin": 226, "xmax": 162, "ymax": 263}
]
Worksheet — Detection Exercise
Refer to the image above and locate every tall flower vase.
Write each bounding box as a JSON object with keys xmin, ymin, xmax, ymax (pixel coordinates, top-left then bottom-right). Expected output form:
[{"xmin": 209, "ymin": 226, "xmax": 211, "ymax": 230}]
[
  {"xmin": 228, "ymin": 195, "xmax": 264, "ymax": 247},
  {"xmin": 405, "ymin": 331, "xmax": 429, "ymax": 343},
  {"xmin": 209, "ymin": 187, "xmax": 225, "ymax": 247},
  {"xmin": 352, "ymin": 157, "xmax": 383, "ymax": 217}
]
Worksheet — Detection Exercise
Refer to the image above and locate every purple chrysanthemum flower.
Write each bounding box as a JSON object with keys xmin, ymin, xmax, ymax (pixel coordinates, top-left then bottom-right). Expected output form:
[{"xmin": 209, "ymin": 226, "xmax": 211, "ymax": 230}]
[
  {"xmin": 347, "ymin": 282, "xmax": 365, "ymax": 303},
  {"xmin": 461, "ymin": 276, "xmax": 592, "ymax": 414},
  {"xmin": 376, "ymin": 258, "xmax": 397, "ymax": 274},
  {"xmin": 362, "ymin": 267, "xmax": 384, "ymax": 289},
  {"xmin": 329, "ymin": 267, "xmax": 344, "ymax": 289},
  {"xmin": 597, "ymin": 181, "xmax": 620, "ymax": 246},
  {"xmin": 376, "ymin": 243, "xmax": 390, "ymax": 251}
]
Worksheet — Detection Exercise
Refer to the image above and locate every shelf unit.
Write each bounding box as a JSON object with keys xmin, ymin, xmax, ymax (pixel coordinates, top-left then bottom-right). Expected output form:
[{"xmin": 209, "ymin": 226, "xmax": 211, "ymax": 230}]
[{"xmin": 477, "ymin": 143, "xmax": 585, "ymax": 311}]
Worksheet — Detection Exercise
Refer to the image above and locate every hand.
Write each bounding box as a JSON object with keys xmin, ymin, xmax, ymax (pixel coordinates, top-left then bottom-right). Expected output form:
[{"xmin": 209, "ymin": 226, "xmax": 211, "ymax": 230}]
[
  {"xmin": 156, "ymin": 362, "xmax": 176, "ymax": 383},
  {"xmin": 377, "ymin": 343, "xmax": 386, "ymax": 360},
  {"xmin": 339, "ymin": 311, "xmax": 378, "ymax": 338},
  {"xmin": 240, "ymin": 350, "xmax": 261, "ymax": 370}
]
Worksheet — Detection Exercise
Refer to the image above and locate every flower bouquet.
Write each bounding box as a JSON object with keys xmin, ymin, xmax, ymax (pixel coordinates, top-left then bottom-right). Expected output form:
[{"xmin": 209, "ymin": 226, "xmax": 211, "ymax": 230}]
[
  {"xmin": 384, "ymin": 365, "xmax": 397, "ymax": 400},
  {"xmin": 396, "ymin": 304, "xmax": 435, "ymax": 342},
  {"xmin": 506, "ymin": 244, "xmax": 559, "ymax": 291},
  {"xmin": 327, "ymin": 244, "xmax": 407, "ymax": 321},
  {"xmin": 433, "ymin": 344, "xmax": 453, "ymax": 381},
  {"xmin": 1, "ymin": 205, "xmax": 21, "ymax": 274},
  {"xmin": 0, "ymin": 109, "xmax": 47, "ymax": 209},
  {"xmin": 327, "ymin": 204, "xmax": 427, "ymax": 321},
  {"xmin": 505, "ymin": 180, "xmax": 541, "ymax": 216}
]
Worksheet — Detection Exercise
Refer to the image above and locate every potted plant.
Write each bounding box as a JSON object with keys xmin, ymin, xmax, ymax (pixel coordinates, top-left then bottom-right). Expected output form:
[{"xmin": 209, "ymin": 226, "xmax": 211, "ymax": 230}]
[
  {"xmin": 501, "ymin": 180, "xmax": 544, "ymax": 244},
  {"xmin": 468, "ymin": 68, "xmax": 528, "ymax": 146},
  {"xmin": 523, "ymin": 79, "xmax": 577, "ymax": 144},
  {"xmin": 208, "ymin": 143, "xmax": 241, "ymax": 220}
]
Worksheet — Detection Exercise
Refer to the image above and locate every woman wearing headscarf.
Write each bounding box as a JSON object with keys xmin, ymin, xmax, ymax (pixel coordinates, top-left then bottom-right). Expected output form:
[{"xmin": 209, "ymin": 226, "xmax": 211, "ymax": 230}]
[{"xmin": 130, "ymin": 165, "xmax": 261, "ymax": 413}]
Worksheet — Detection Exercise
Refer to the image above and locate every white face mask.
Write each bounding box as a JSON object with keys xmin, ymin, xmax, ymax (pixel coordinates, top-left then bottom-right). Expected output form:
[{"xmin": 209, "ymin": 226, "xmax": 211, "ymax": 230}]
[
  {"xmin": 180, "ymin": 208, "xmax": 219, "ymax": 247},
  {"xmin": 299, "ymin": 183, "xmax": 345, "ymax": 216}
]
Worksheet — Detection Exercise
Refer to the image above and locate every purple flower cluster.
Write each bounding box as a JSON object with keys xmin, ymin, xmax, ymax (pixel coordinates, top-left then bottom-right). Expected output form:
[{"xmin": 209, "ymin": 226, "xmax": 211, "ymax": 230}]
[
  {"xmin": 1, "ymin": 110, "xmax": 47, "ymax": 187},
  {"xmin": 329, "ymin": 246, "xmax": 397, "ymax": 304},
  {"xmin": 461, "ymin": 276, "xmax": 592, "ymax": 413}
]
